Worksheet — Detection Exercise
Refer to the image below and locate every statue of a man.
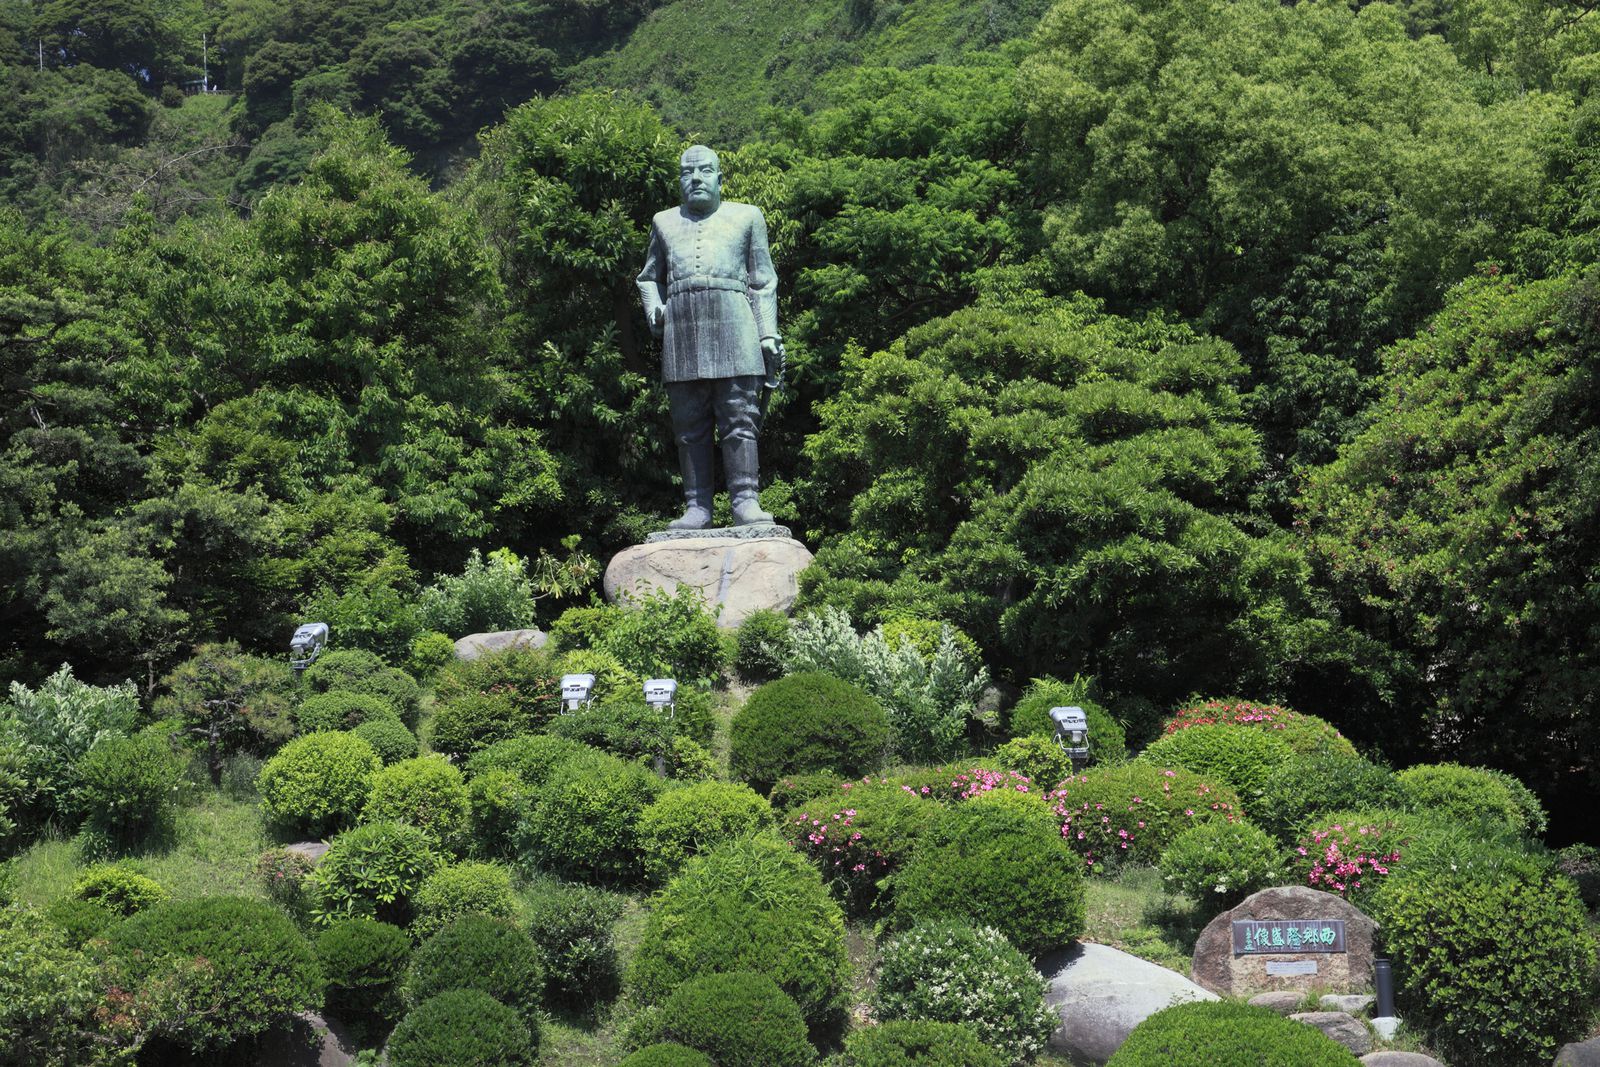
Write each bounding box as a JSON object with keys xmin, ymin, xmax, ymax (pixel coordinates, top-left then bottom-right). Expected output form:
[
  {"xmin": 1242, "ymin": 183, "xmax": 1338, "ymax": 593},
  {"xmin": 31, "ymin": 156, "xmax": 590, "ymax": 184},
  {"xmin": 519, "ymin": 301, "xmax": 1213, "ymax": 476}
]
[{"xmin": 637, "ymin": 145, "xmax": 782, "ymax": 529}]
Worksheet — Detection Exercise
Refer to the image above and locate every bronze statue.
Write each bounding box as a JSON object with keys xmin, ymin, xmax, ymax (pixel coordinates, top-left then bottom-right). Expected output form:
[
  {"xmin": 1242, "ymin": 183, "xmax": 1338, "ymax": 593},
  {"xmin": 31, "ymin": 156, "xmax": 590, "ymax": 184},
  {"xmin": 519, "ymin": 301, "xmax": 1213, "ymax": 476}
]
[{"xmin": 637, "ymin": 145, "xmax": 783, "ymax": 529}]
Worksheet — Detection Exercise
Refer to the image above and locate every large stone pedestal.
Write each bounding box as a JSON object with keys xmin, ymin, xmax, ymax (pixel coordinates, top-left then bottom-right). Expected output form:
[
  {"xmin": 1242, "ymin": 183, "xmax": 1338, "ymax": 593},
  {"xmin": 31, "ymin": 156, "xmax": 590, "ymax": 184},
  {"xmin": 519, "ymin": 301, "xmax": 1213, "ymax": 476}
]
[{"xmin": 604, "ymin": 533, "xmax": 812, "ymax": 627}]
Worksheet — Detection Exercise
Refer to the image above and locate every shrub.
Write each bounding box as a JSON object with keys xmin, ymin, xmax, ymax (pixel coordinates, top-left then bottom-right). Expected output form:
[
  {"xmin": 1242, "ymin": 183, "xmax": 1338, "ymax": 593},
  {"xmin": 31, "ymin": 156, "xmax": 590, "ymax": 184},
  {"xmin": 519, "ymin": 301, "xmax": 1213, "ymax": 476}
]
[
  {"xmin": 296, "ymin": 690, "xmax": 397, "ymax": 734},
  {"xmin": 1159, "ymin": 819, "xmax": 1284, "ymax": 908},
  {"xmin": 407, "ymin": 630, "xmax": 458, "ymax": 681},
  {"xmin": 411, "ymin": 861, "xmax": 517, "ymax": 939},
  {"xmin": 603, "ymin": 584, "xmax": 727, "ymax": 686},
  {"xmin": 548, "ymin": 603, "xmax": 623, "ymax": 652},
  {"xmin": 363, "ymin": 756, "xmax": 471, "ymax": 852},
  {"xmin": 465, "ymin": 733, "xmax": 595, "ymax": 784},
  {"xmin": 1161, "ymin": 699, "xmax": 1357, "ymax": 758},
  {"xmin": 258, "ymin": 731, "xmax": 381, "ymax": 835},
  {"xmin": 887, "ymin": 764, "xmax": 1026, "ymax": 801},
  {"xmin": 1372, "ymin": 861, "xmax": 1596, "ymax": 1067},
  {"xmin": 46, "ymin": 896, "xmax": 118, "ymax": 945},
  {"xmin": 406, "ymin": 915, "xmax": 543, "ymax": 1025},
  {"xmin": 769, "ymin": 771, "xmax": 849, "ymax": 814},
  {"xmin": 257, "ymin": 847, "xmax": 317, "ymax": 916},
  {"xmin": 351, "ymin": 667, "xmax": 424, "ymax": 730},
  {"xmin": 669, "ymin": 735, "xmax": 718, "ymax": 781},
  {"xmin": 635, "ymin": 971, "xmax": 815, "ymax": 1067},
  {"xmin": 109, "ymin": 896, "xmax": 324, "ymax": 1050},
  {"xmin": 389, "ymin": 989, "xmax": 536, "ymax": 1067},
  {"xmin": 630, "ymin": 834, "xmax": 850, "ymax": 1033},
  {"xmin": 435, "ymin": 647, "xmax": 562, "ymax": 744},
  {"xmin": 305, "ymin": 649, "xmax": 388, "ymax": 692},
  {"xmin": 353, "ymin": 716, "xmax": 419, "ymax": 764},
  {"xmin": 1049, "ymin": 763, "xmax": 1242, "ymax": 871},
  {"xmin": 524, "ymin": 880, "xmax": 625, "ymax": 1010},
  {"xmin": 72, "ymin": 865, "xmax": 168, "ymax": 915},
  {"xmin": 731, "ymin": 673, "xmax": 890, "ymax": 791},
  {"xmin": 891, "ymin": 799, "xmax": 1084, "ymax": 957},
  {"xmin": 640, "ymin": 781, "xmax": 774, "ymax": 884},
  {"xmin": 734, "ymin": 609, "xmax": 792, "ymax": 682},
  {"xmin": 74, "ymin": 733, "xmax": 183, "ymax": 842},
  {"xmin": 416, "ymin": 548, "xmax": 538, "ymax": 637},
  {"xmin": 468, "ymin": 769, "xmax": 532, "ymax": 857},
  {"xmin": 430, "ymin": 691, "xmax": 521, "ymax": 759},
  {"xmin": 1007, "ymin": 676, "xmax": 1127, "ymax": 765},
  {"xmin": 1, "ymin": 904, "xmax": 115, "ymax": 1064},
  {"xmin": 843, "ymin": 1021, "xmax": 1006, "ymax": 1067},
  {"xmin": 784, "ymin": 779, "xmax": 946, "ymax": 917},
  {"xmin": 554, "ymin": 646, "xmax": 642, "ymax": 702},
  {"xmin": 155, "ymin": 644, "xmax": 297, "ymax": 775},
  {"xmin": 309, "ymin": 820, "xmax": 443, "ymax": 926},
  {"xmin": 1106, "ymin": 1001, "xmax": 1361, "ymax": 1066},
  {"xmin": 875, "ymin": 922, "xmax": 1056, "ymax": 1065},
  {"xmin": 316, "ymin": 917, "xmax": 411, "ymax": 1020},
  {"xmin": 1255, "ymin": 751, "xmax": 1402, "ymax": 843},
  {"xmin": 881, "ymin": 616, "xmax": 982, "ymax": 662},
  {"xmin": 622, "ymin": 1045, "xmax": 714, "ymax": 1067},
  {"xmin": 2, "ymin": 664, "xmax": 140, "ymax": 828},
  {"xmin": 1138, "ymin": 724, "xmax": 1293, "ymax": 809},
  {"xmin": 993, "ymin": 734, "xmax": 1075, "ymax": 789},
  {"xmin": 1395, "ymin": 762, "xmax": 1549, "ymax": 838},
  {"xmin": 549, "ymin": 697, "xmax": 676, "ymax": 763},
  {"xmin": 518, "ymin": 751, "xmax": 664, "ymax": 883}
]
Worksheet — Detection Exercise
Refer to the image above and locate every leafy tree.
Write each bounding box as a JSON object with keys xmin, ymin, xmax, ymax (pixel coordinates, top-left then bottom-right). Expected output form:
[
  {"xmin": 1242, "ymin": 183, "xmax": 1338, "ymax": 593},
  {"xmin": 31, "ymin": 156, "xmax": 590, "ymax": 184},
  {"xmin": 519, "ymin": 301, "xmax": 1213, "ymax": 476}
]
[{"xmin": 153, "ymin": 642, "xmax": 296, "ymax": 781}]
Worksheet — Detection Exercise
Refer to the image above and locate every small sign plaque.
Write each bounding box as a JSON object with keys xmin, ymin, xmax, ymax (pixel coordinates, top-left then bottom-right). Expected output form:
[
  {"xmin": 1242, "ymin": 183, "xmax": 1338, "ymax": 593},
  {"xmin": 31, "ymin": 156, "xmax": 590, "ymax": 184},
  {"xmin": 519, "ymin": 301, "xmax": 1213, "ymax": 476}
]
[
  {"xmin": 1232, "ymin": 919, "xmax": 1347, "ymax": 955},
  {"xmin": 1266, "ymin": 960, "xmax": 1320, "ymax": 977}
]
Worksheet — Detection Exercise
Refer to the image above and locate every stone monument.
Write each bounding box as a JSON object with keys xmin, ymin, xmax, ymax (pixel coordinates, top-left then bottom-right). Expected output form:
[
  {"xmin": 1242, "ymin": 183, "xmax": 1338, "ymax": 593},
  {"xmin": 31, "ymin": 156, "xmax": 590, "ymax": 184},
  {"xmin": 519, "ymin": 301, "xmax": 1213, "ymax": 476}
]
[{"xmin": 1191, "ymin": 885, "xmax": 1378, "ymax": 997}]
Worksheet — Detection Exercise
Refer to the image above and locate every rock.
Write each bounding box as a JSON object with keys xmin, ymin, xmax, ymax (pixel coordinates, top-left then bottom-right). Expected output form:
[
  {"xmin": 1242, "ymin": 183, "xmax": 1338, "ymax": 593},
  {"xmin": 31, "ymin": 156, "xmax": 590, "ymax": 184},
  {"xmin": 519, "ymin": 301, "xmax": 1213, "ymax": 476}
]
[
  {"xmin": 603, "ymin": 536, "xmax": 813, "ymax": 629},
  {"xmin": 1360, "ymin": 1054, "xmax": 1445, "ymax": 1067},
  {"xmin": 1369, "ymin": 1016, "xmax": 1400, "ymax": 1041},
  {"xmin": 1191, "ymin": 885, "xmax": 1379, "ymax": 997},
  {"xmin": 1557, "ymin": 1037, "xmax": 1600, "ymax": 1065},
  {"xmin": 1290, "ymin": 1011, "xmax": 1373, "ymax": 1056},
  {"xmin": 1321, "ymin": 993, "xmax": 1376, "ymax": 1015},
  {"xmin": 1043, "ymin": 942, "xmax": 1218, "ymax": 1065},
  {"xmin": 284, "ymin": 841, "xmax": 329, "ymax": 863},
  {"xmin": 453, "ymin": 629, "xmax": 547, "ymax": 661},
  {"xmin": 255, "ymin": 1011, "xmax": 357, "ymax": 1067},
  {"xmin": 1249, "ymin": 991, "xmax": 1307, "ymax": 1015}
]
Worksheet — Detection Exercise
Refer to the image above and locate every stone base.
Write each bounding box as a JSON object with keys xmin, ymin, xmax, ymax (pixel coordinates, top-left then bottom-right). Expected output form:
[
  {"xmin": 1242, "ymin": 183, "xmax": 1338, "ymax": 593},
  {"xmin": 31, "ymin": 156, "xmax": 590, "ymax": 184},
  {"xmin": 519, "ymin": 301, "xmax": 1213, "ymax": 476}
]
[
  {"xmin": 604, "ymin": 536, "xmax": 813, "ymax": 628},
  {"xmin": 1043, "ymin": 942, "xmax": 1217, "ymax": 1065},
  {"xmin": 646, "ymin": 523, "xmax": 792, "ymax": 542}
]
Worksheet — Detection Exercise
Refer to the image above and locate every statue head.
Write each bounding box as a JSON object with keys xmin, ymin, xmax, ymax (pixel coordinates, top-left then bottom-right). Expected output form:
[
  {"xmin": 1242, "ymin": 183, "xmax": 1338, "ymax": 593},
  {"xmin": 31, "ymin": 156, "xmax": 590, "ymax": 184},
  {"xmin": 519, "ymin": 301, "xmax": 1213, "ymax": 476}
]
[{"xmin": 679, "ymin": 145, "xmax": 721, "ymax": 215}]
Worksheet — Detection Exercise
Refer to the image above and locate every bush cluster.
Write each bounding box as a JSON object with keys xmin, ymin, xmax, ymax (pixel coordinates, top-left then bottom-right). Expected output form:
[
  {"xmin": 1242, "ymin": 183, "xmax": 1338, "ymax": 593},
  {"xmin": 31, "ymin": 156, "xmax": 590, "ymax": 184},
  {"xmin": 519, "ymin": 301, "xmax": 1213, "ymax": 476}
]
[
  {"xmin": 257, "ymin": 847, "xmax": 316, "ymax": 916},
  {"xmin": 603, "ymin": 585, "xmax": 728, "ymax": 686},
  {"xmin": 784, "ymin": 779, "xmax": 945, "ymax": 917},
  {"xmin": 258, "ymin": 731, "xmax": 381, "ymax": 835},
  {"xmin": 518, "ymin": 750, "xmax": 664, "ymax": 883},
  {"xmin": 304, "ymin": 649, "xmax": 389, "ymax": 693},
  {"xmin": 433, "ymin": 647, "xmax": 562, "ymax": 754},
  {"xmin": 1158, "ymin": 819, "xmax": 1284, "ymax": 908},
  {"xmin": 316, "ymin": 916, "xmax": 411, "ymax": 1020},
  {"xmin": 389, "ymin": 989, "xmax": 537, "ymax": 1067},
  {"xmin": 633, "ymin": 971, "xmax": 815, "ymax": 1067},
  {"xmin": 1255, "ymin": 751, "xmax": 1401, "ymax": 843},
  {"xmin": 406, "ymin": 915, "xmax": 544, "ymax": 1026},
  {"xmin": 1106, "ymin": 1001, "xmax": 1361, "ymax": 1066},
  {"xmin": 993, "ymin": 735, "xmax": 1075, "ymax": 790},
  {"xmin": 309, "ymin": 820, "xmax": 442, "ymax": 926},
  {"xmin": 1161, "ymin": 700, "xmax": 1356, "ymax": 758},
  {"xmin": 411, "ymin": 861, "xmax": 518, "ymax": 939},
  {"xmin": 640, "ymin": 780, "xmax": 773, "ymax": 885},
  {"xmin": 1394, "ymin": 762, "xmax": 1549, "ymax": 838},
  {"xmin": 842, "ymin": 1021, "xmax": 1006, "ymax": 1067},
  {"xmin": 548, "ymin": 698, "xmax": 676, "ymax": 763},
  {"xmin": 874, "ymin": 921, "xmax": 1055, "ymax": 1065},
  {"xmin": 524, "ymin": 879, "xmax": 625, "ymax": 1010},
  {"xmin": 363, "ymin": 756, "xmax": 471, "ymax": 852},
  {"xmin": 1049, "ymin": 763, "xmax": 1241, "ymax": 870},
  {"xmin": 1138, "ymin": 723, "xmax": 1292, "ymax": 808},
  {"xmin": 730, "ymin": 672, "xmax": 890, "ymax": 791},
  {"xmin": 1007, "ymin": 676, "xmax": 1127, "ymax": 765}
]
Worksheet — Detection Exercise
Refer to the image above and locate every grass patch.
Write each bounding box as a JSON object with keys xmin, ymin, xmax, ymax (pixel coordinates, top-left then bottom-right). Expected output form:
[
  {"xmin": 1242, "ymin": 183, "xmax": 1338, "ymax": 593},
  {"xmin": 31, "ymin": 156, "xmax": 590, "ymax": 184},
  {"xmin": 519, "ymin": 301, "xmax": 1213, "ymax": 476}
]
[{"xmin": 1082, "ymin": 864, "xmax": 1205, "ymax": 974}]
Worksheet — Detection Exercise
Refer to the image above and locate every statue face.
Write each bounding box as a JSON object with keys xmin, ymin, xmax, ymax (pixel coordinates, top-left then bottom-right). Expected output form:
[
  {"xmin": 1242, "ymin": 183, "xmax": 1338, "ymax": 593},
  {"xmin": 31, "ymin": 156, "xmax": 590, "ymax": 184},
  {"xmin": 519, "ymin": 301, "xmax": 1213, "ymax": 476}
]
[{"xmin": 679, "ymin": 147, "xmax": 721, "ymax": 213}]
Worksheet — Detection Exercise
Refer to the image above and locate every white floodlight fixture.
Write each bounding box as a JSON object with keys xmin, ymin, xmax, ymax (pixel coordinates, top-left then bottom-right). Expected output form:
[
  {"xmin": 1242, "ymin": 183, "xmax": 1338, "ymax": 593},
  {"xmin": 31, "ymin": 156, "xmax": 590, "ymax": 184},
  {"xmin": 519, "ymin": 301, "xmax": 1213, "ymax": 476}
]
[
  {"xmin": 289, "ymin": 622, "xmax": 329, "ymax": 672},
  {"xmin": 1050, "ymin": 705, "xmax": 1090, "ymax": 763},
  {"xmin": 561, "ymin": 673, "xmax": 597, "ymax": 712},
  {"xmin": 643, "ymin": 678, "xmax": 678, "ymax": 718}
]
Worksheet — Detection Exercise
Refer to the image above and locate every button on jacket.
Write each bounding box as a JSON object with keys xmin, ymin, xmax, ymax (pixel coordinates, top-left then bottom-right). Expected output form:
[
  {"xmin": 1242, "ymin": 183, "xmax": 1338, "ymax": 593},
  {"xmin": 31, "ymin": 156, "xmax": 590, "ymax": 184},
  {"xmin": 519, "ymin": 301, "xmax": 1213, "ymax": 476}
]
[{"xmin": 636, "ymin": 201, "xmax": 779, "ymax": 383}]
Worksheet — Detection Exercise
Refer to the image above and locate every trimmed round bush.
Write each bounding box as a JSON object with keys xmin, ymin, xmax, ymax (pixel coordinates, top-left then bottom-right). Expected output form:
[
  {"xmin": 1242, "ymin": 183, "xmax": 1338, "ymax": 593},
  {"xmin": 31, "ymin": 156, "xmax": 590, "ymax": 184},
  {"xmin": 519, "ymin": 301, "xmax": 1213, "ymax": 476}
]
[
  {"xmin": 406, "ymin": 915, "xmax": 544, "ymax": 1025},
  {"xmin": 389, "ymin": 988, "xmax": 536, "ymax": 1067},
  {"xmin": 305, "ymin": 649, "xmax": 387, "ymax": 692},
  {"xmin": 1256, "ymin": 751, "xmax": 1401, "ymax": 842},
  {"xmin": 875, "ymin": 922, "xmax": 1055, "ymax": 1065},
  {"xmin": 630, "ymin": 834, "xmax": 850, "ymax": 1033},
  {"xmin": 309, "ymin": 820, "xmax": 442, "ymax": 927},
  {"xmin": 553, "ymin": 646, "xmax": 641, "ymax": 702},
  {"xmin": 352, "ymin": 667, "xmax": 423, "ymax": 729},
  {"xmin": 75, "ymin": 732, "xmax": 183, "ymax": 841},
  {"xmin": 993, "ymin": 734, "xmax": 1075, "ymax": 790},
  {"xmin": 1161, "ymin": 699, "xmax": 1357, "ymax": 758},
  {"xmin": 1138, "ymin": 724, "xmax": 1293, "ymax": 808},
  {"xmin": 1158, "ymin": 818, "xmax": 1284, "ymax": 908},
  {"xmin": 363, "ymin": 756, "xmax": 471, "ymax": 852},
  {"xmin": 637, "ymin": 971, "xmax": 814, "ymax": 1067},
  {"xmin": 524, "ymin": 880, "xmax": 625, "ymax": 1010},
  {"xmin": 1049, "ymin": 763, "xmax": 1242, "ymax": 870},
  {"xmin": 407, "ymin": 630, "xmax": 457, "ymax": 680},
  {"xmin": 468, "ymin": 769, "xmax": 532, "ymax": 857},
  {"xmin": 1372, "ymin": 860, "xmax": 1596, "ymax": 1067},
  {"xmin": 108, "ymin": 896, "xmax": 324, "ymax": 1051},
  {"xmin": 46, "ymin": 897, "xmax": 119, "ymax": 945},
  {"xmin": 518, "ymin": 750, "xmax": 664, "ymax": 883},
  {"xmin": 733, "ymin": 608, "xmax": 792, "ymax": 683},
  {"xmin": 881, "ymin": 616, "xmax": 982, "ymax": 662},
  {"xmin": 1395, "ymin": 762, "xmax": 1549, "ymax": 838},
  {"xmin": 549, "ymin": 697, "xmax": 676, "ymax": 762},
  {"xmin": 296, "ymin": 690, "xmax": 398, "ymax": 733},
  {"xmin": 1007, "ymin": 677, "xmax": 1127, "ymax": 764},
  {"xmin": 316, "ymin": 917, "xmax": 411, "ymax": 1020},
  {"xmin": 258, "ymin": 731, "xmax": 381, "ymax": 835},
  {"xmin": 1106, "ymin": 1001, "xmax": 1360, "ymax": 1066},
  {"xmin": 891, "ymin": 799, "xmax": 1084, "ymax": 956},
  {"xmin": 783, "ymin": 780, "xmax": 946, "ymax": 917},
  {"xmin": 730, "ymin": 673, "xmax": 890, "ymax": 790},
  {"xmin": 72, "ymin": 865, "xmax": 167, "ymax": 915},
  {"xmin": 621, "ymin": 1045, "xmax": 713, "ymax": 1067},
  {"xmin": 411, "ymin": 861, "xmax": 517, "ymax": 939},
  {"xmin": 353, "ymin": 715, "xmax": 419, "ymax": 764},
  {"xmin": 640, "ymin": 781, "xmax": 774, "ymax": 884},
  {"xmin": 843, "ymin": 1021, "xmax": 1006, "ymax": 1067}
]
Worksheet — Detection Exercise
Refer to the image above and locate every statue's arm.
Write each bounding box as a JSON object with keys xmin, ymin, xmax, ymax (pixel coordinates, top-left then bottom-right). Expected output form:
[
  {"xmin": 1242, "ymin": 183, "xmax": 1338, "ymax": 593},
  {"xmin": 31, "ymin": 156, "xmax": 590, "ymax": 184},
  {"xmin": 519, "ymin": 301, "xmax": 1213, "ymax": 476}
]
[
  {"xmin": 746, "ymin": 208, "xmax": 779, "ymax": 341},
  {"xmin": 637, "ymin": 220, "xmax": 668, "ymax": 335}
]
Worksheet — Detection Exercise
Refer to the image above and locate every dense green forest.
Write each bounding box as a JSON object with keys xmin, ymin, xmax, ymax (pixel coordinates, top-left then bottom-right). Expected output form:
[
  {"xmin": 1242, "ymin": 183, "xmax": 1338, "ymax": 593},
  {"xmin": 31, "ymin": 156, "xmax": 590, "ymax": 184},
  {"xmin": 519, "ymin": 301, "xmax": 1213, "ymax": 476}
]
[{"xmin": 2, "ymin": 0, "xmax": 1598, "ymax": 839}]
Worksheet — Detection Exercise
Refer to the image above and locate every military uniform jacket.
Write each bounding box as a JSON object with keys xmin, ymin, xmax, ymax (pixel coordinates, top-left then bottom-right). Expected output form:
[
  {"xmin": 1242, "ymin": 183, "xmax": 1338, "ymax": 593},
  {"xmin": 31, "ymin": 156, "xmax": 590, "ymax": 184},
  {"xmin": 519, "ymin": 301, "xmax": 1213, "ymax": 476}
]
[{"xmin": 636, "ymin": 201, "xmax": 779, "ymax": 383}]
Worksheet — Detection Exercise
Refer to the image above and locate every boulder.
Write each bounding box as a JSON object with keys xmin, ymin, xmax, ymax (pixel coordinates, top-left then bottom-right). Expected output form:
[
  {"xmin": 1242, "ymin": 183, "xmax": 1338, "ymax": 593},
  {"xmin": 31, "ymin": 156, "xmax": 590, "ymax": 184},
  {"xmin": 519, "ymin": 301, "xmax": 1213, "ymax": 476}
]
[
  {"xmin": 1043, "ymin": 942, "xmax": 1218, "ymax": 1064},
  {"xmin": 604, "ymin": 536, "xmax": 813, "ymax": 629},
  {"xmin": 1359, "ymin": 1054, "xmax": 1445, "ymax": 1067},
  {"xmin": 1192, "ymin": 885, "xmax": 1378, "ymax": 996},
  {"xmin": 1248, "ymin": 991, "xmax": 1307, "ymax": 1015},
  {"xmin": 254, "ymin": 1011, "xmax": 357, "ymax": 1067},
  {"xmin": 284, "ymin": 841, "xmax": 329, "ymax": 863},
  {"xmin": 453, "ymin": 629, "xmax": 547, "ymax": 661},
  {"xmin": 1290, "ymin": 1011, "xmax": 1373, "ymax": 1056},
  {"xmin": 1557, "ymin": 1037, "xmax": 1600, "ymax": 1065},
  {"xmin": 1321, "ymin": 993, "xmax": 1376, "ymax": 1015}
]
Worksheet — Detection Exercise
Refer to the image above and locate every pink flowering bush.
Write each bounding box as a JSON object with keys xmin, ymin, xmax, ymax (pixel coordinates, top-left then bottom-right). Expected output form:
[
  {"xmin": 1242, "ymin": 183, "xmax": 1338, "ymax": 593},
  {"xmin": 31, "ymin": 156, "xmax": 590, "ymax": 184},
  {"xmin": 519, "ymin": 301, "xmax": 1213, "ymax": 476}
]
[
  {"xmin": 890, "ymin": 763, "xmax": 1035, "ymax": 802},
  {"xmin": 1290, "ymin": 815, "xmax": 1407, "ymax": 903},
  {"xmin": 1049, "ymin": 763, "xmax": 1241, "ymax": 871},
  {"xmin": 1163, "ymin": 699, "xmax": 1357, "ymax": 757},
  {"xmin": 784, "ymin": 779, "xmax": 945, "ymax": 917}
]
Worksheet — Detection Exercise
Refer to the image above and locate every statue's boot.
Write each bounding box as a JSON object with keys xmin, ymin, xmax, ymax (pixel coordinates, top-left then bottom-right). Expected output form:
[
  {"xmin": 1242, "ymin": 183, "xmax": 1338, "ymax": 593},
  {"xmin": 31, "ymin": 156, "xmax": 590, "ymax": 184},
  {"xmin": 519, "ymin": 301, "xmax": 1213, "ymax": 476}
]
[
  {"xmin": 724, "ymin": 438, "xmax": 773, "ymax": 526},
  {"xmin": 669, "ymin": 440, "xmax": 715, "ymax": 529}
]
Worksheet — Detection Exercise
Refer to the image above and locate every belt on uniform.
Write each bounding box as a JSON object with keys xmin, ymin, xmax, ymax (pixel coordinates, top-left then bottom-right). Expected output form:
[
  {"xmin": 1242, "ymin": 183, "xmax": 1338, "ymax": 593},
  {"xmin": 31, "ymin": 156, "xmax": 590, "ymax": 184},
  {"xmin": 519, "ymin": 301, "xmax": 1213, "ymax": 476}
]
[{"xmin": 668, "ymin": 276, "xmax": 748, "ymax": 298}]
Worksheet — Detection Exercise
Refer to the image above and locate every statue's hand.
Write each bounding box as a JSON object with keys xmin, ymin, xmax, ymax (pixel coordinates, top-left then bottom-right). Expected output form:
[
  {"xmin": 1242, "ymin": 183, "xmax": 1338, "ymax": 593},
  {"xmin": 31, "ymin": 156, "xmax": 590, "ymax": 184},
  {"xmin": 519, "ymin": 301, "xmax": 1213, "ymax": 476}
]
[
  {"xmin": 760, "ymin": 337, "xmax": 785, "ymax": 390},
  {"xmin": 650, "ymin": 305, "xmax": 665, "ymax": 339}
]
